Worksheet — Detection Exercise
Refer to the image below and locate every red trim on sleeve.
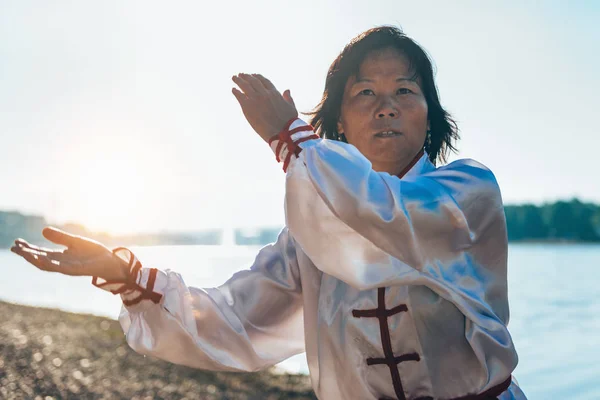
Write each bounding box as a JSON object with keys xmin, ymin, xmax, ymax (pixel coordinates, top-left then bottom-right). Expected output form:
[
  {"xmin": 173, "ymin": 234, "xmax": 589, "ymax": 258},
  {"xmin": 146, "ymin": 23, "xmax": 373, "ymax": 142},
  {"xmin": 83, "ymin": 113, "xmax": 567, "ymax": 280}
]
[
  {"xmin": 275, "ymin": 140, "xmax": 285, "ymax": 163},
  {"xmin": 293, "ymin": 135, "xmax": 319, "ymax": 146},
  {"xmin": 268, "ymin": 118, "xmax": 319, "ymax": 172},
  {"xmin": 268, "ymin": 117, "xmax": 297, "ymax": 144},
  {"xmin": 122, "ymin": 268, "xmax": 163, "ymax": 306},
  {"xmin": 288, "ymin": 125, "xmax": 314, "ymax": 136},
  {"xmin": 91, "ymin": 248, "xmax": 163, "ymax": 306}
]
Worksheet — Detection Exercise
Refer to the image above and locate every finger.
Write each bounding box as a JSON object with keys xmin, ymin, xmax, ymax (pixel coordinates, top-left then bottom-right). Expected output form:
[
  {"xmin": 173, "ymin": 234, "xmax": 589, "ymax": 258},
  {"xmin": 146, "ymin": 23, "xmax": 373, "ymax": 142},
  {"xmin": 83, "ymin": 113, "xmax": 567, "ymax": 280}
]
[
  {"xmin": 241, "ymin": 74, "xmax": 267, "ymax": 95},
  {"xmin": 14, "ymin": 243, "xmax": 46, "ymax": 257},
  {"xmin": 17, "ymin": 245, "xmax": 53, "ymax": 259},
  {"xmin": 14, "ymin": 238, "xmax": 59, "ymax": 253},
  {"xmin": 12, "ymin": 245, "xmax": 53, "ymax": 271},
  {"xmin": 232, "ymin": 74, "xmax": 257, "ymax": 96},
  {"xmin": 232, "ymin": 87, "xmax": 248, "ymax": 105},
  {"xmin": 42, "ymin": 226, "xmax": 82, "ymax": 248},
  {"xmin": 253, "ymin": 74, "xmax": 277, "ymax": 92},
  {"xmin": 283, "ymin": 89, "xmax": 296, "ymax": 107},
  {"xmin": 24, "ymin": 245, "xmax": 70, "ymax": 260},
  {"xmin": 15, "ymin": 243, "xmax": 67, "ymax": 261},
  {"xmin": 14, "ymin": 238, "xmax": 35, "ymax": 250},
  {"xmin": 13, "ymin": 245, "xmax": 84, "ymax": 275},
  {"xmin": 19, "ymin": 244, "xmax": 86, "ymax": 266},
  {"xmin": 19, "ymin": 250, "xmax": 46, "ymax": 270}
]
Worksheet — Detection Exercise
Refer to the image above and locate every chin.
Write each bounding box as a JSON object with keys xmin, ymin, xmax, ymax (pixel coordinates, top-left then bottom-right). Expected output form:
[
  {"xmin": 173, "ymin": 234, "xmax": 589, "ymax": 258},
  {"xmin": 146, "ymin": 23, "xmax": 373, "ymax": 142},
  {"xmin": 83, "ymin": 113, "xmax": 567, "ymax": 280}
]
[
  {"xmin": 371, "ymin": 148, "xmax": 407, "ymax": 163},
  {"xmin": 369, "ymin": 148, "xmax": 420, "ymax": 171}
]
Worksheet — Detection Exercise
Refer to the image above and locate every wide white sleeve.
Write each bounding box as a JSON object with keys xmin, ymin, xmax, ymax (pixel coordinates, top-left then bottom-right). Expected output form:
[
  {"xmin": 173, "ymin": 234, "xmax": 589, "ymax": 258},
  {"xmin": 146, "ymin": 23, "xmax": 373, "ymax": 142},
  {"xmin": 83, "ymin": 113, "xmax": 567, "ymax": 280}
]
[{"xmin": 94, "ymin": 228, "xmax": 305, "ymax": 373}]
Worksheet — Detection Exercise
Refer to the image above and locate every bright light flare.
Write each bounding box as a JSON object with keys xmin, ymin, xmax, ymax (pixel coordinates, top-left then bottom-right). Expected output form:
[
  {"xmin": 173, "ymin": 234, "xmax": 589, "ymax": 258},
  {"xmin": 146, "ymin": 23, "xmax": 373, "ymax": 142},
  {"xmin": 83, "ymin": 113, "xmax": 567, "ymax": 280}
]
[{"xmin": 53, "ymin": 131, "xmax": 177, "ymax": 235}]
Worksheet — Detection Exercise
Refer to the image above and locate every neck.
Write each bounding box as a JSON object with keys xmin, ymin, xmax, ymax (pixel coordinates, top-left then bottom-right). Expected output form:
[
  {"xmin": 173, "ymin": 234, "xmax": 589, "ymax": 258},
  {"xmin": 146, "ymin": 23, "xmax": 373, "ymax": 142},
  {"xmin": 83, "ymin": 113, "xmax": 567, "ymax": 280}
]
[{"xmin": 372, "ymin": 149, "xmax": 424, "ymax": 177}]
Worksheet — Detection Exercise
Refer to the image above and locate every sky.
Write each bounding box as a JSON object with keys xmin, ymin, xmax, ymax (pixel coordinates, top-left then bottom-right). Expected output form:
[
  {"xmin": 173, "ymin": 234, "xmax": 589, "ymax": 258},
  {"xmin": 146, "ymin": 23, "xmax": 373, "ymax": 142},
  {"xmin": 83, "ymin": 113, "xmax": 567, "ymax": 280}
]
[{"xmin": 1, "ymin": 1, "xmax": 598, "ymax": 234}]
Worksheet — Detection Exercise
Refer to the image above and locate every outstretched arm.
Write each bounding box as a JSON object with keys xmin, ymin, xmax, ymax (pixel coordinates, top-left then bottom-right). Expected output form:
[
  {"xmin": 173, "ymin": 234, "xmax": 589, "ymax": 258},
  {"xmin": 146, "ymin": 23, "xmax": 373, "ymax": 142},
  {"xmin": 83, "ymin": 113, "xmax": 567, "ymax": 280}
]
[{"xmin": 12, "ymin": 227, "xmax": 305, "ymax": 372}]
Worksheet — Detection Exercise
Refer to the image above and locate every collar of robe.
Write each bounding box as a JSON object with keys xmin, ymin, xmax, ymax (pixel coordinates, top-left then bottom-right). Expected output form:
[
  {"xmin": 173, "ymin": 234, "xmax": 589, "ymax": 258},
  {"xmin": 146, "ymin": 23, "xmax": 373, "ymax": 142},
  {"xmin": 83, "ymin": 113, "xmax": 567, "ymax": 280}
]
[{"xmin": 397, "ymin": 149, "xmax": 433, "ymax": 179}]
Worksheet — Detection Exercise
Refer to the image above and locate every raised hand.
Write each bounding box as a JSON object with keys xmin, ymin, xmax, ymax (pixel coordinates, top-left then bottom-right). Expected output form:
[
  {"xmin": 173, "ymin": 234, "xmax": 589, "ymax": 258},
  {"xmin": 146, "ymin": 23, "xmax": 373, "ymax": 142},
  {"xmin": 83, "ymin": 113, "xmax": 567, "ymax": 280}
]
[
  {"xmin": 232, "ymin": 73, "xmax": 298, "ymax": 142},
  {"xmin": 11, "ymin": 227, "xmax": 129, "ymax": 282}
]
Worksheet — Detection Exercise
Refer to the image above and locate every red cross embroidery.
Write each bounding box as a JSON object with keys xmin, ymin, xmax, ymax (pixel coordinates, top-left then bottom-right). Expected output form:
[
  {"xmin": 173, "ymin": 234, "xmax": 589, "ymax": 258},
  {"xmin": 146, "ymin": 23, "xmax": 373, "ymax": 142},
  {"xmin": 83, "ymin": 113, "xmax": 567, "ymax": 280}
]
[{"xmin": 352, "ymin": 287, "xmax": 422, "ymax": 400}]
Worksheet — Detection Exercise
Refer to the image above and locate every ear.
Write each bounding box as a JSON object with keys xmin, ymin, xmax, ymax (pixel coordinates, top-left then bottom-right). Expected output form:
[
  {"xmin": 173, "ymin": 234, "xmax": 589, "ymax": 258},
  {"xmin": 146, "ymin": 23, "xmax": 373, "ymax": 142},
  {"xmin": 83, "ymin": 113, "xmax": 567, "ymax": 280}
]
[
  {"xmin": 427, "ymin": 120, "xmax": 431, "ymax": 131},
  {"xmin": 337, "ymin": 120, "xmax": 344, "ymax": 134}
]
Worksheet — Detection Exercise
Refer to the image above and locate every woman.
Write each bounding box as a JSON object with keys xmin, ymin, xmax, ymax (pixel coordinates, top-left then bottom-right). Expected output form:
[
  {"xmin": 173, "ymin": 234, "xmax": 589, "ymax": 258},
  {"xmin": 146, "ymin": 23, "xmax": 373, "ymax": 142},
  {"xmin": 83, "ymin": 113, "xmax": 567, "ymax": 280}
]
[{"xmin": 11, "ymin": 26, "xmax": 527, "ymax": 399}]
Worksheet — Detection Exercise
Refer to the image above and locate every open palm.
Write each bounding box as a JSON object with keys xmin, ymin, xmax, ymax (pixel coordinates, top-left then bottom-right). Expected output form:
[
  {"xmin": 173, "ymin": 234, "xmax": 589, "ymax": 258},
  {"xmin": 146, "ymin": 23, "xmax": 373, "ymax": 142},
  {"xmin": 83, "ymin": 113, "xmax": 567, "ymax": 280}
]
[{"xmin": 11, "ymin": 227, "xmax": 127, "ymax": 281}]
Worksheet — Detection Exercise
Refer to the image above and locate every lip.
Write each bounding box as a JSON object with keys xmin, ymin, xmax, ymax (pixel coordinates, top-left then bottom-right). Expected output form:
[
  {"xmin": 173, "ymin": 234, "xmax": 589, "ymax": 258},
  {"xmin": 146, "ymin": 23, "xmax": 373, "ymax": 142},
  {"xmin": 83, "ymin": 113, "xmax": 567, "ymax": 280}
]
[{"xmin": 374, "ymin": 130, "xmax": 402, "ymax": 138}]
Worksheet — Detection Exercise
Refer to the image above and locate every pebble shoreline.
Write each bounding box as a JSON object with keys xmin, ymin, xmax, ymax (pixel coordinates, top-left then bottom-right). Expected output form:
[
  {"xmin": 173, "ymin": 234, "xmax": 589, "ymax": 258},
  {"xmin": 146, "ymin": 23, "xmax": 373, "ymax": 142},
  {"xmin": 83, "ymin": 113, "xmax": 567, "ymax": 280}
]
[{"xmin": 0, "ymin": 300, "xmax": 316, "ymax": 399}]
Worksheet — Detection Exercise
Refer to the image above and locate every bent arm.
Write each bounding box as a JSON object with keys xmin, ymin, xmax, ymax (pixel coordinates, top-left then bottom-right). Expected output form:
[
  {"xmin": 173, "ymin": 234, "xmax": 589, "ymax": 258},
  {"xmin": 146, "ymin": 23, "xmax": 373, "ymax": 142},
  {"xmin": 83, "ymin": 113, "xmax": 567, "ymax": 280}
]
[
  {"xmin": 274, "ymin": 119, "xmax": 517, "ymax": 378},
  {"xmin": 271, "ymin": 119, "xmax": 509, "ymax": 319}
]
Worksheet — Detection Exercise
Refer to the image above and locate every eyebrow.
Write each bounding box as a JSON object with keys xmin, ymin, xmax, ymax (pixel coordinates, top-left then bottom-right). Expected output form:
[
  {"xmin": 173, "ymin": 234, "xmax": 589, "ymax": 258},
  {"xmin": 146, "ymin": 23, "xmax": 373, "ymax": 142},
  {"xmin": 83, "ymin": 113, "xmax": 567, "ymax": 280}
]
[{"xmin": 354, "ymin": 77, "xmax": 417, "ymax": 84}]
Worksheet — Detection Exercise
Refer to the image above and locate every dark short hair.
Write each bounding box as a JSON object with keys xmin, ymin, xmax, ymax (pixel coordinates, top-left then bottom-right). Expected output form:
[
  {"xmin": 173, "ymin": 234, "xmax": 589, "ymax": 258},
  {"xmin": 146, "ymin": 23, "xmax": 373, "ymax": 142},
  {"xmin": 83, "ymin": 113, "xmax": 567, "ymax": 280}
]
[{"xmin": 305, "ymin": 26, "xmax": 459, "ymax": 166}]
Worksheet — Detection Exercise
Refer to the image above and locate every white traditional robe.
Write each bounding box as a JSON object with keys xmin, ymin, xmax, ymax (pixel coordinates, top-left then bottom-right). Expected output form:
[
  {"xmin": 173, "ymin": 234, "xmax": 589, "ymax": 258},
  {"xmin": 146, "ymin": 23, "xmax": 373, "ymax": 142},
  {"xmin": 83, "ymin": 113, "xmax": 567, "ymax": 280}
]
[{"xmin": 94, "ymin": 118, "xmax": 527, "ymax": 399}]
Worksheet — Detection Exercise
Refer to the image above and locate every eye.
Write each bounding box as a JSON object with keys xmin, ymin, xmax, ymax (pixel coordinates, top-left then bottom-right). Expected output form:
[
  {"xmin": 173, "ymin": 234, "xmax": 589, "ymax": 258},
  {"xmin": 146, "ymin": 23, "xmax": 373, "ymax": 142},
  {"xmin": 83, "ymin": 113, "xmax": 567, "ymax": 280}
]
[
  {"xmin": 397, "ymin": 88, "xmax": 413, "ymax": 95},
  {"xmin": 359, "ymin": 89, "xmax": 374, "ymax": 96}
]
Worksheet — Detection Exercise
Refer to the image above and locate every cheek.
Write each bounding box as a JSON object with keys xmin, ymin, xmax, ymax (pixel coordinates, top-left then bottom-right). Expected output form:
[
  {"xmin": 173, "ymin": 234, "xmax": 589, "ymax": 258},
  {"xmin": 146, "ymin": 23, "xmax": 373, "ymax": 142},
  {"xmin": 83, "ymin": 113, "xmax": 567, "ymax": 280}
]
[
  {"xmin": 403, "ymin": 98, "xmax": 429, "ymax": 129},
  {"xmin": 341, "ymin": 100, "xmax": 369, "ymax": 123},
  {"xmin": 339, "ymin": 102, "xmax": 369, "ymax": 138}
]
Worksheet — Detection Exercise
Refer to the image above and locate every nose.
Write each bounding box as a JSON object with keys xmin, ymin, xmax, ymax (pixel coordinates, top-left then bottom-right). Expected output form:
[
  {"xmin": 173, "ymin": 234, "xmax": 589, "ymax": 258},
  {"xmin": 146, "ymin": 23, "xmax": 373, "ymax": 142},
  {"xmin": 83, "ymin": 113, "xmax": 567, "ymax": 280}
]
[{"xmin": 375, "ymin": 98, "xmax": 398, "ymax": 119}]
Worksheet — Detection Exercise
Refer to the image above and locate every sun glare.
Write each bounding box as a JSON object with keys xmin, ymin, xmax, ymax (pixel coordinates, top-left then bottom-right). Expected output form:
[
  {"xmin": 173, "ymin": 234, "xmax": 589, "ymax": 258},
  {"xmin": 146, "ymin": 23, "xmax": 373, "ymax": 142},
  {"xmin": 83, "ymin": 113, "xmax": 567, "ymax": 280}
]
[
  {"xmin": 54, "ymin": 131, "xmax": 175, "ymax": 235},
  {"xmin": 73, "ymin": 158, "xmax": 149, "ymax": 234}
]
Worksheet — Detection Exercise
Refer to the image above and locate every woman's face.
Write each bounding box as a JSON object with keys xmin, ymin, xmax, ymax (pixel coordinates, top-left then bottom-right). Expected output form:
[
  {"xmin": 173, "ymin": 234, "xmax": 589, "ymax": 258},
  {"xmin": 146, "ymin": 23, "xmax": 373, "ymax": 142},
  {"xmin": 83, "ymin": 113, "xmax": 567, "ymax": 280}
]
[{"xmin": 337, "ymin": 47, "xmax": 429, "ymax": 175}]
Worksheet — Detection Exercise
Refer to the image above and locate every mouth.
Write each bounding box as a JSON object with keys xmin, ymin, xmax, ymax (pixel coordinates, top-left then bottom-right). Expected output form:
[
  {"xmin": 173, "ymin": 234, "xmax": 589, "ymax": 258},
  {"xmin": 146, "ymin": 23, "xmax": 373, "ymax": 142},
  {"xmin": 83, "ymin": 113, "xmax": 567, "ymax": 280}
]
[{"xmin": 374, "ymin": 130, "xmax": 402, "ymax": 138}]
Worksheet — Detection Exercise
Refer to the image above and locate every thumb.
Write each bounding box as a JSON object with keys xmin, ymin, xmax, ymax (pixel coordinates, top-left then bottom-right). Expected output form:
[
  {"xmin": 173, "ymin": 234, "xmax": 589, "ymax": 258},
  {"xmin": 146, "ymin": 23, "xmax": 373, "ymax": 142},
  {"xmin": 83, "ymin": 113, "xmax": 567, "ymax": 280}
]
[
  {"xmin": 42, "ymin": 226, "xmax": 81, "ymax": 247},
  {"xmin": 283, "ymin": 89, "xmax": 295, "ymax": 107}
]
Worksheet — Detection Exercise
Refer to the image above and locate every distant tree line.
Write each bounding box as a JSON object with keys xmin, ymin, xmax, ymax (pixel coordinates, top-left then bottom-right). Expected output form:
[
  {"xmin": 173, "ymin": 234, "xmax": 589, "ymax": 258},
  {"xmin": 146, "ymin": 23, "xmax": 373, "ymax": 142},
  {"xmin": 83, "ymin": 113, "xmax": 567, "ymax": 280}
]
[
  {"xmin": 1, "ymin": 198, "xmax": 600, "ymax": 248},
  {"xmin": 504, "ymin": 199, "xmax": 600, "ymax": 242},
  {"xmin": 0, "ymin": 211, "xmax": 47, "ymax": 249}
]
